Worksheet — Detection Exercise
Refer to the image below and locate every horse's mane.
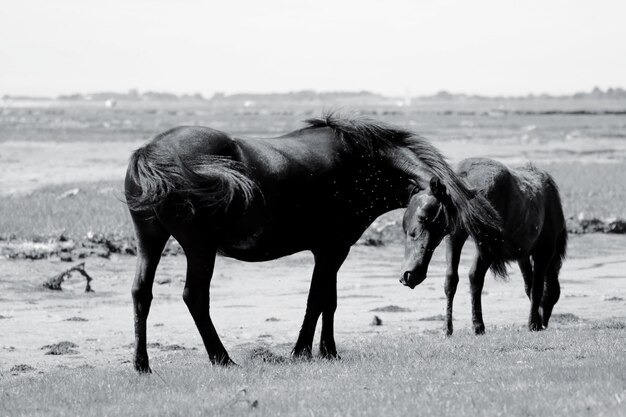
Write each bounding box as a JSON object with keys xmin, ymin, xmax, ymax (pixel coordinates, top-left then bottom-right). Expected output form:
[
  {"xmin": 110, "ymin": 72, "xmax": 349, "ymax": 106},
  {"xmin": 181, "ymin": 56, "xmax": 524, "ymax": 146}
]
[
  {"xmin": 304, "ymin": 112, "xmax": 415, "ymax": 155},
  {"xmin": 305, "ymin": 112, "xmax": 508, "ymax": 263}
]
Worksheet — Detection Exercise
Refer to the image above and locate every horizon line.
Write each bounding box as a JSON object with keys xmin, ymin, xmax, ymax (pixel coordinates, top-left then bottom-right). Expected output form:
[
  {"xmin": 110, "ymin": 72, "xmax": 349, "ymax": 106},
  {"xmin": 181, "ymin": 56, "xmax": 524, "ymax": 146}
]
[{"xmin": 2, "ymin": 86, "xmax": 626, "ymax": 101}]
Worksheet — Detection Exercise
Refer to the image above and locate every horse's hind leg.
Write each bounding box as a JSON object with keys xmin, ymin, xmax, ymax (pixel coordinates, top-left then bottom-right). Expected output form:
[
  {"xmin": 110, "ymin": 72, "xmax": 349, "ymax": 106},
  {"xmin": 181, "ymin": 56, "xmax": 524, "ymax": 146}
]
[
  {"xmin": 469, "ymin": 254, "xmax": 491, "ymax": 335},
  {"xmin": 540, "ymin": 258, "xmax": 561, "ymax": 328},
  {"xmin": 293, "ymin": 247, "xmax": 350, "ymax": 359},
  {"xmin": 182, "ymin": 243, "xmax": 234, "ymax": 365},
  {"xmin": 529, "ymin": 248, "xmax": 555, "ymax": 331},
  {"xmin": 518, "ymin": 257, "xmax": 533, "ymax": 300},
  {"xmin": 131, "ymin": 213, "xmax": 170, "ymax": 373},
  {"xmin": 444, "ymin": 231, "xmax": 467, "ymax": 336}
]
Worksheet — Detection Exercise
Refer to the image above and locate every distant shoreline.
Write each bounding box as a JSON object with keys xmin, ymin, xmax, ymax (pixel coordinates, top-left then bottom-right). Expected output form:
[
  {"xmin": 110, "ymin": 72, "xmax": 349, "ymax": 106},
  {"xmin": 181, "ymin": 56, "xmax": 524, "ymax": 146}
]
[{"xmin": 2, "ymin": 87, "xmax": 626, "ymax": 104}]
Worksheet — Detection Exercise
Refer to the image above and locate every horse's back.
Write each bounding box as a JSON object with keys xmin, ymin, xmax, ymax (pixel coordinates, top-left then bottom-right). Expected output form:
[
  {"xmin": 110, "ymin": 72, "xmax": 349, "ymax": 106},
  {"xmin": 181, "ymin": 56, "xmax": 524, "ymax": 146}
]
[
  {"xmin": 148, "ymin": 125, "xmax": 240, "ymax": 158},
  {"xmin": 456, "ymin": 158, "xmax": 514, "ymax": 197}
]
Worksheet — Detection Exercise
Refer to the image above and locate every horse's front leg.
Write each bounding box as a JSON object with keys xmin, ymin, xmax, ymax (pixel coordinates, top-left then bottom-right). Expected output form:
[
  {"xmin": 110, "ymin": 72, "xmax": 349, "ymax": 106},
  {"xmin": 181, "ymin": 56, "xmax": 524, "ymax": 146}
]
[
  {"xmin": 293, "ymin": 247, "xmax": 349, "ymax": 359},
  {"xmin": 518, "ymin": 257, "xmax": 533, "ymax": 300},
  {"xmin": 182, "ymin": 245, "xmax": 234, "ymax": 365},
  {"xmin": 130, "ymin": 214, "xmax": 170, "ymax": 373},
  {"xmin": 444, "ymin": 232, "xmax": 467, "ymax": 336},
  {"xmin": 468, "ymin": 255, "xmax": 490, "ymax": 335}
]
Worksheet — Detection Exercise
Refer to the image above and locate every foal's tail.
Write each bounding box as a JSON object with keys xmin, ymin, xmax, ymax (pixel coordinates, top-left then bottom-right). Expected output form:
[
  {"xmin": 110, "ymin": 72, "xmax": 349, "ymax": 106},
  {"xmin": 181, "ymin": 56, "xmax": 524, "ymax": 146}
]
[
  {"xmin": 125, "ymin": 143, "xmax": 256, "ymax": 216},
  {"xmin": 552, "ymin": 228, "xmax": 568, "ymax": 274},
  {"xmin": 548, "ymin": 174, "xmax": 568, "ymax": 273}
]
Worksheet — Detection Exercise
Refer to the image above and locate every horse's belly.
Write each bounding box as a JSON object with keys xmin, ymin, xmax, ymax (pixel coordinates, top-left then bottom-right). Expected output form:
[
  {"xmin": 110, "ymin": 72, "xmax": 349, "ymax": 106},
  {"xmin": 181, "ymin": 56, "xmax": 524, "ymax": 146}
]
[{"xmin": 217, "ymin": 228, "xmax": 309, "ymax": 262}]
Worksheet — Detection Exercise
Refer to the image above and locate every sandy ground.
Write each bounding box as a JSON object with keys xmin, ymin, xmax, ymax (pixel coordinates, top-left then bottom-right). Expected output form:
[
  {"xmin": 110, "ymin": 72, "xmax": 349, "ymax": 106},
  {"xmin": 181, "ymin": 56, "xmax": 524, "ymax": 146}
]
[{"xmin": 1, "ymin": 235, "xmax": 625, "ymax": 374}]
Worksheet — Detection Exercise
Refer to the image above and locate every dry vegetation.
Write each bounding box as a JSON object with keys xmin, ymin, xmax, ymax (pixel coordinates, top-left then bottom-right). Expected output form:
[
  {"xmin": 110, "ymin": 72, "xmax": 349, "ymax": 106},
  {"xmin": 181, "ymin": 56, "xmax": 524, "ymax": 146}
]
[{"xmin": 2, "ymin": 322, "xmax": 625, "ymax": 417}]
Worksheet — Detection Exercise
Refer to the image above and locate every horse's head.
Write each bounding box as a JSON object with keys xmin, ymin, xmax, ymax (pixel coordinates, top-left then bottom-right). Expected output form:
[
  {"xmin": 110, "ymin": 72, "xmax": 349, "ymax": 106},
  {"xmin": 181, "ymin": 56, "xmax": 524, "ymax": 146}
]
[{"xmin": 400, "ymin": 176, "xmax": 452, "ymax": 289}]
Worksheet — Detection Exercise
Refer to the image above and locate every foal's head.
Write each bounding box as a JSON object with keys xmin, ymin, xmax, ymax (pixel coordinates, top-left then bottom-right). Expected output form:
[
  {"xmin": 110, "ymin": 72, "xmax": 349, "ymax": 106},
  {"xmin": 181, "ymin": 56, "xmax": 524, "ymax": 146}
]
[{"xmin": 400, "ymin": 177, "xmax": 454, "ymax": 289}]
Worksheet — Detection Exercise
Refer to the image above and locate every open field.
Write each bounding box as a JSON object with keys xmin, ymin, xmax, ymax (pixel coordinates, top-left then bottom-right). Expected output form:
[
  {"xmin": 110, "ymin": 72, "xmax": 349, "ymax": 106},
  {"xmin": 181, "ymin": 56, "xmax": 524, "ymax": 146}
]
[
  {"xmin": 2, "ymin": 325, "xmax": 625, "ymax": 417},
  {"xmin": 1, "ymin": 99, "xmax": 626, "ymax": 415}
]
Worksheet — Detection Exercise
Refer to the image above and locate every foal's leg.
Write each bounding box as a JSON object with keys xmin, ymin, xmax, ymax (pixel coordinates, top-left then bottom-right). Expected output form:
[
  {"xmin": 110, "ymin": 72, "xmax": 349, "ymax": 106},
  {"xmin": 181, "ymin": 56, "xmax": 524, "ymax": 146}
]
[
  {"xmin": 518, "ymin": 258, "xmax": 533, "ymax": 300},
  {"xmin": 529, "ymin": 248, "xmax": 555, "ymax": 331},
  {"xmin": 293, "ymin": 247, "xmax": 350, "ymax": 359},
  {"xmin": 130, "ymin": 213, "xmax": 170, "ymax": 373},
  {"xmin": 444, "ymin": 232, "xmax": 467, "ymax": 336},
  {"xmin": 182, "ymin": 244, "xmax": 234, "ymax": 365},
  {"xmin": 468, "ymin": 254, "xmax": 491, "ymax": 335}
]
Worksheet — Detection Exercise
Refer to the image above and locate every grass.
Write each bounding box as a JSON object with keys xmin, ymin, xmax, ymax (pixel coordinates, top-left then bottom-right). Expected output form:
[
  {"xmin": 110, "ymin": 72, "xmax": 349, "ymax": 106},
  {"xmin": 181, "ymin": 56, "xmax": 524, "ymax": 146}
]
[
  {"xmin": 541, "ymin": 161, "xmax": 626, "ymax": 219},
  {"xmin": 0, "ymin": 181, "xmax": 132, "ymax": 241},
  {"xmin": 2, "ymin": 322, "xmax": 625, "ymax": 416}
]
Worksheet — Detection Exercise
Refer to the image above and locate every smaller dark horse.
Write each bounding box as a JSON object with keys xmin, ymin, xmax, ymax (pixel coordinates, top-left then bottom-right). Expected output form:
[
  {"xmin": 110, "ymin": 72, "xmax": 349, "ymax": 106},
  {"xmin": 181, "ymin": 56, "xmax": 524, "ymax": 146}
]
[{"xmin": 400, "ymin": 158, "xmax": 567, "ymax": 334}]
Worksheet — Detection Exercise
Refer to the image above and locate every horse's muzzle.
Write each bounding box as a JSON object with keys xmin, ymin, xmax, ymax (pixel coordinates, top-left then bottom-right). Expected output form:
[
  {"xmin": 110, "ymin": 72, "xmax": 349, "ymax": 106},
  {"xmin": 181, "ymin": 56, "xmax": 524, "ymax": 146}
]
[{"xmin": 399, "ymin": 271, "xmax": 427, "ymax": 289}]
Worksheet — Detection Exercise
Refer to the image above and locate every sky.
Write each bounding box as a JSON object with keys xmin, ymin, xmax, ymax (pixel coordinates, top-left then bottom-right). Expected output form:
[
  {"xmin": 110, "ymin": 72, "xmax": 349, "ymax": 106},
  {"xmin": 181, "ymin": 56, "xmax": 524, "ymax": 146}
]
[{"xmin": 1, "ymin": 0, "xmax": 625, "ymax": 97}]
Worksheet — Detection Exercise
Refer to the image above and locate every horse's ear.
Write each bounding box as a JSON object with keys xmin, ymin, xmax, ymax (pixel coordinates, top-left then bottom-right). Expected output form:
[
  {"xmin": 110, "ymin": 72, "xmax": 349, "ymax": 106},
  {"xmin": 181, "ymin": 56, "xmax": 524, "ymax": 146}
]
[{"xmin": 429, "ymin": 176, "xmax": 447, "ymax": 200}]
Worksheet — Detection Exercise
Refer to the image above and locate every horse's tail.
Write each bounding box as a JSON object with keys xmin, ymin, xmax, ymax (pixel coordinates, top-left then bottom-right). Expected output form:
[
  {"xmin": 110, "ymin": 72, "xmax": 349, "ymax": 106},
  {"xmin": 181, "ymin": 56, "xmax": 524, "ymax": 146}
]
[
  {"xmin": 404, "ymin": 140, "xmax": 507, "ymax": 262},
  {"xmin": 125, "ymin": 143, "xmax": 256, "ymax": 216},
  {"xmin": 552, "ymin": 227, "xmax": 568, "ymax": 274},
  {"xmin": 547, "ymin": 174, "xmax": 568, "ymax": 273}
]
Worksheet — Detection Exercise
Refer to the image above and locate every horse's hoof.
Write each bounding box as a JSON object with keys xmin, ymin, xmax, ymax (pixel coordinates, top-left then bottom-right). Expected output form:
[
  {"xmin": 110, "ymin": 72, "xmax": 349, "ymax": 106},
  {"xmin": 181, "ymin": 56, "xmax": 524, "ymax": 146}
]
[
  {"xmin": 291, "ymin": 348, "xmax": 313, "ymax": 361},
  {"xmin": 528, "ymin": 321, "xmax": 544, "ymax": 332},
  {"xmin": 134, "ymin": 360, "xmax": 152, "ymax": 374},
  {"xmin": 474, "ymin": 324, "xmax": 485, "ymax": 335},
  {"xmin": 212, "ymin": 356, "xmax": 237, "ymax": 367},
  {"xmin": 320, "ymin": 350, "xmax": 341, "ymax": 361},
  {"xmin": 444, "ymin": 325, "xmax": 453, "ymax": 337}
]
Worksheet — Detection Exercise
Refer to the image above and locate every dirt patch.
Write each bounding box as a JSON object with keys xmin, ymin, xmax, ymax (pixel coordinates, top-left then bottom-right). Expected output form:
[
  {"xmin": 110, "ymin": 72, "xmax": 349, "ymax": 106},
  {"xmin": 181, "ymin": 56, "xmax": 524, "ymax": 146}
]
[
  {"xmin": 145, "ymin": 342, "xmax": 190, "ymax": 351},
  {"xmin": 64, "ymin": 317, "xmax": 88, "ymax": 322},
  {"xmin": 0, "ymin": 233, "xmax": 184, "ymax": 261},
  {"xmin": 10, "ymin": 364, "xmax": 36, "ymax": 374},
  {"xmin": 41, "ymin": 341, "xmax": 79, "ymax": 355},
  {"xmin": 550, "ymin": 313, "xmax": 581, "ymax": 323},
  {"xmin": 248, "ymin": 346, "xmax": 286, "ymax": 364},
  {"xmin": 370, "ymin": 305, "xmax": 411, "ymax": 313},
  {"xmin": 419, "ymin": 314, "xmax": 446, "ymax": 321}
]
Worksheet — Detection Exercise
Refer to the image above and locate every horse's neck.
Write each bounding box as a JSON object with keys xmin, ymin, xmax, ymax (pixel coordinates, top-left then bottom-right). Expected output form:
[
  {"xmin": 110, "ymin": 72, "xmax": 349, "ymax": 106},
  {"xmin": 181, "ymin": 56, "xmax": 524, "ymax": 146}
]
[{"xmin": 344, "ymin": 166, "xmax": 410, "ymax": 218}]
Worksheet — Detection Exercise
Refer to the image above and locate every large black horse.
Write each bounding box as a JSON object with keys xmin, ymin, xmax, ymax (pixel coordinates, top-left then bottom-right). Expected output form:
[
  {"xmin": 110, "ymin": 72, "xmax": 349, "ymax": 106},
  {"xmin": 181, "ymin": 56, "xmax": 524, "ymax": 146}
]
[{"xmin": 125, "ymin": 114, "xmax": 503, "ymax": 372}]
